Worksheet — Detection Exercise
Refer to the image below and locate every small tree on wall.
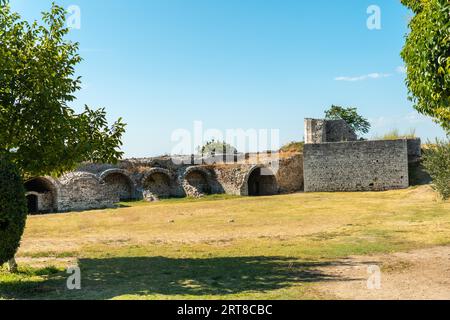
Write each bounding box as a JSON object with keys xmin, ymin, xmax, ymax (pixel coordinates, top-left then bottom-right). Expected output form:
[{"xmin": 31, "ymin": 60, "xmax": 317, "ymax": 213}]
[
  {"xmin": 324, "ymin": 105, "xmax": 371, "ymax": 136},
  {"xmin": 198, "ymin": 140, "xmax": 238, "ymax": 156},
  {"xmin": 0, "ymin": 4, "xmax": 126, "ymax": 270}
]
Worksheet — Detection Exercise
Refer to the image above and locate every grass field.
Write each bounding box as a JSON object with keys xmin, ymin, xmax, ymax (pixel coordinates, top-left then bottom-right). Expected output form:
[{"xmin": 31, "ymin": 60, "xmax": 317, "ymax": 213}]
[{"xmin": 1, "ymin": 186, "xmax": 449, "ymax": 300}]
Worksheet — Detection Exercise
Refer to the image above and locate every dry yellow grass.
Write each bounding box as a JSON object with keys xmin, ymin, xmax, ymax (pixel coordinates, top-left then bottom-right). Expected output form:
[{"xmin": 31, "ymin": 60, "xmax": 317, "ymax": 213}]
[{"xmin": 1, "ymin": 185, "xmax": 449, "ymax": 300}]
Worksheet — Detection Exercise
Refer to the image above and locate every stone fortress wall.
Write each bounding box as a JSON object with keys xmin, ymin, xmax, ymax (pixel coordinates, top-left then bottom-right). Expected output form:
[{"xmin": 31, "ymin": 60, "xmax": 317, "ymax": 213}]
[
  {"xmin": 303, "ymin": 140, "xmax": 410, "ymax": 192},
  {"xmin": 304, "ymin": 118, "xmax": 357, "ymax": 144},
  {"xmin": 24, "ymin": 152, "xmax": 304, "ymax": 213},
  {"xmin": 24, "ymin": 117, "xmax": 421, "ymax": 214},
  {"xmin": 303, "ymin": 118, "xmax": 421, "ymax": 192}
]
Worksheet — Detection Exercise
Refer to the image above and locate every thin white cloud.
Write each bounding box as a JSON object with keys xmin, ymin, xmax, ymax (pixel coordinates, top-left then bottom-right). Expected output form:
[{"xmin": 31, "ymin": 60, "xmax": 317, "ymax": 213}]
[{"xmin": 334, "ymin": 73, "xmax": 392, "ymax": 82}]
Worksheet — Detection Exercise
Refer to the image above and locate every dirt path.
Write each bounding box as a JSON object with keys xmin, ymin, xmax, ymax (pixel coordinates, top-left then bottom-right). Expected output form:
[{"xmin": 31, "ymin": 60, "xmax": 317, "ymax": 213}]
[{"xmin": 315, "ymin": 246, "xmax": 450, "ymax": 300}]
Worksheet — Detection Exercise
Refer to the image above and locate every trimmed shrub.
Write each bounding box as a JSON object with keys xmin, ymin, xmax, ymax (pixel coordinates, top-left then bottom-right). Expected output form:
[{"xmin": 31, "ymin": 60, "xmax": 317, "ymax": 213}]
[
  {"xmin": 0, "ymin": 157, "xmax": 27, "ymax": 265},
  {"xmin": 422, "ymin": 139, "xmax": 450, "ymax": 200}
]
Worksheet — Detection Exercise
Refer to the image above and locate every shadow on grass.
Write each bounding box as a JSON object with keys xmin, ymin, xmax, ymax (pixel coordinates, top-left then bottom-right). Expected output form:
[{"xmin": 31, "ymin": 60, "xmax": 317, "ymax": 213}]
[{"xmin": 0, "ymin": 256, "xmax": 357, "ymax": 300}]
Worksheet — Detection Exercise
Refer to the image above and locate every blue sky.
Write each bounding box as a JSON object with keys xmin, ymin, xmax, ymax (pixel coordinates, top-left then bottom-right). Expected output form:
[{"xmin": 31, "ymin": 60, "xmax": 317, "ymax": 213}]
[{"xmin": 10, "ymin": 0, "xmax": 447, "ymax": 157}]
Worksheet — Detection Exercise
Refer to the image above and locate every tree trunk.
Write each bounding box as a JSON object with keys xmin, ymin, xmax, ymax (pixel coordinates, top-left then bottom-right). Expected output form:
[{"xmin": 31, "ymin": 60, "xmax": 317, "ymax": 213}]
[{"xmin": 7, "ymin": 257, "xmax": 18, "ymax": 273}]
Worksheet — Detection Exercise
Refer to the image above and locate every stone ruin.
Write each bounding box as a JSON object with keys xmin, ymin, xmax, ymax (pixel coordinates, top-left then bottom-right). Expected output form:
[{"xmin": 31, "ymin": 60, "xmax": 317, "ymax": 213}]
[
  {"xmin": 24, "ymin": 154, "xmax": 304, "ymax": 214},
  {"xmin": 303, "ymin": 118, "xmax": 421, "ymax": 192},
  {"xmin": 24, "ymin": 118, "xmax": 422, "ymax": 214}
]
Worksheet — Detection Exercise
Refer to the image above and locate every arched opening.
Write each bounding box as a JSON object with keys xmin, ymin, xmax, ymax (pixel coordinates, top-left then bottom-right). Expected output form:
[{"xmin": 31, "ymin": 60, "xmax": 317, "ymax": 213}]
[
  {"xmin": 26, "ymin": 194, "xmax": 38, "ymax": 214},
  {"xmin": 247, "ymin": 167, "xmax": 278, "ymax": 196},
  {"xmin": 143, "ymin": 172, "xmax": 172, "ymax": 199},
  {"xmin": 102, "ymin": 171, "xmax": 134, "ymax": 201},
  {"xmin": 185, "ymin": 170, "xmax": 211, "ymax": 196},
  {"xmin": 24, "ymin": 178, "xmax": 58, "ymax": 213}
]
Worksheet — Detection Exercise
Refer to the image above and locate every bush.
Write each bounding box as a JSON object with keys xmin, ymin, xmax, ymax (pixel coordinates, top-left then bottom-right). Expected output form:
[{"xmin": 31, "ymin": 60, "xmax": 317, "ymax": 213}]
[
  {"xmin": 280, "ymin": 141, "xmax": 304, "ymax": 153},
  {"xmin": 422, "ymin": 139, "xmax": 450, "ymax": 200},
  {"xmin": 0, "ymin": 157, "xmax": 27, "ymax": 265},
  {"xmin": 198, "ymin": 140, "xmax": 237, "ymax": 156}
]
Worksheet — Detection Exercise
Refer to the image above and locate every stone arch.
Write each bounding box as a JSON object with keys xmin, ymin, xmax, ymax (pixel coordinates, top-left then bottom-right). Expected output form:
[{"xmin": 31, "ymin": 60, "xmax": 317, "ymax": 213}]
[
  {"xmin": 58, "ymin": 172, "xmax": 117, "ymax": 212},
  {"xmin": 24, "ymin": 177, "xmax": 59, "ymax": 213},
  {"xmin": 142, "ymin": 168, "xmax": 173, "ymax": 200},
  {"xmin": 182, "ymin": 166, "xmax": 212, "ymax": 197},
  {"xmin": 99, "ymin": 169, "xmax": 136, "ymax": 201},
  {"xmin": 241, "ymin": 165, "xmax": 278, "ymax": 196}
]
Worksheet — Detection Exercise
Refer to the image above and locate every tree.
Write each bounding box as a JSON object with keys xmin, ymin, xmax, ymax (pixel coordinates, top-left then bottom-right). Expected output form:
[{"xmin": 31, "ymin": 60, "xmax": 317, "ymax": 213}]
[
  {"xmin": 0, "ymin": 4, "xmax": 126, "ymax": 269},
  {"xmin": 324, "ymin": 105, "xmax": 371, "ymax": 136},
  {"xmin": 198, "ymin": 140, "xmax": 237, "ymax": 156},
  {"xmin": 401, "ymin": 0, "xmax": 450, "ymax": 133}
]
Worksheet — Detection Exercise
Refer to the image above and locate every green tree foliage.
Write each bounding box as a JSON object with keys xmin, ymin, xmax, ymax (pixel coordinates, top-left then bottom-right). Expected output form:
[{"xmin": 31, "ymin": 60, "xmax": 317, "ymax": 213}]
[
  {"xmin": 0, "ymin": 157, "xmax": 27, "ymax": 265},
  {"xmin": 422, "ymin": 139, "xmax": 450, "ymax": 199},
  {"xmin": 198, "ymin": 140, "xmax": 237, "ymax": 156},
  {"xmin": 0, "ymin": 4, "xmax": 125, "ymax": 267},
  {"xmin": 401, "ymin": 0, "xmax": 450, "ymax": 133},
  {"xmin": 0, "ymin": 4, "xmax": 126, "ymax": 177},
  {"xmin": 324, "ymin": 105, "xmax": 371, "ymax": 136}
]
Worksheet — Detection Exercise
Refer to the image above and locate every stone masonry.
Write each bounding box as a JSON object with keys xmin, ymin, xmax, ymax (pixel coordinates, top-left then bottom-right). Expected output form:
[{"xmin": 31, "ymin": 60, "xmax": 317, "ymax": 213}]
[
  {"xmin": 24, "ymin": 118, "xmax": 420, "ymax": 214},
  {"xmin": 303, "ymin": 140, "xmax": 410, "ymax": 192},
  {"xmin": 305, "ymin": 118, "xmax": 357, "ymax": 144}
]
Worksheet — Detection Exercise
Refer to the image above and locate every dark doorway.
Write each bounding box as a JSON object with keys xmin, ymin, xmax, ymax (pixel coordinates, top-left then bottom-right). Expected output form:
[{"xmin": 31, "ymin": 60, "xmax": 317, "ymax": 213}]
[
  {"xmin": 24, "ymin": 177, "xmax": 57, "ymax": 213},
  {"xmin": 26, "ymin": 194, "xmax": 38, "ymax": 214},
  {"xmin": 247, "ymin": 168, "xmax": 278, "ymax": 196}
]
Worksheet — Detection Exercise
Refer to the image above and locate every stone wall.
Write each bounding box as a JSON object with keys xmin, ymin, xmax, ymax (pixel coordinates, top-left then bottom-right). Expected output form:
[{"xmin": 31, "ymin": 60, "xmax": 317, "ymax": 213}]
[
  {"xmin": 26, "ymin": 135, "xmax": 417, "ymax": 213},
  {"xmin": 103, "ymin": 172, "xmax": 134, "ymax": 201},
  {"xmin": 39, "ymin": 192, "xmax": 54, "ymax": 212},
  {"xmin": 55, "ymin": 153, "xmax": 304, "ymax": 211},
  {"xmin": 184, "ymin": 170, "xmax": 211, "ymax": 196},
  {"xmin": 325, "ymin": 120, "xmax": 358, "ymax": 142},
  {"xmin": 142, "ymin": 171, "xmax": 172, "ymax": 200},
  {"xmin": 58, "ymin": 172, "xmax": 117, "ymax": 212},
  {"xmin": 407, "ymin": 138, "xmax": 422, "ymax": 162},
  {"xmin": 211, "ymin": 164, "xmax": 252, "ymax": 195},
  {"xmin": 276, "ymin": 154, "xmax": 304, "ymax": 193},
  {"xmin": 25, "ymin": 191, "xmax": 54, "ymax": 213},
  {"xmin": 305, "ymin": 119, "xmax": 326, "ymax": 144},
  {"xmin": 208, "ymin": 154, "xmax": 304, "ymax": 196},
  {"xmin": 305, "ymin": 119, "xmax": 357, "ymax": 144},
  {"xmin": 303, "ymin": 140, "xmax": 409, "ymax": 192}
]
